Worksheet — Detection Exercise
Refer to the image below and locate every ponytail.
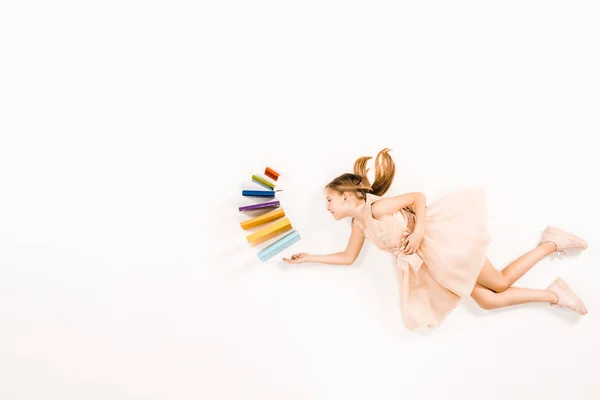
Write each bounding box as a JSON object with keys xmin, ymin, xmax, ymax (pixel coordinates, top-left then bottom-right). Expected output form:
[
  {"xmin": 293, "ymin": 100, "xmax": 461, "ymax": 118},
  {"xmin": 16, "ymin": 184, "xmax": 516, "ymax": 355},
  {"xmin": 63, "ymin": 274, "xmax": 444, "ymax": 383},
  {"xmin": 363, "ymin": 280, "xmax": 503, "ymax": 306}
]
[{"xmin": 326, "ymin": 148, "xmax": 396, "ymax": 200}]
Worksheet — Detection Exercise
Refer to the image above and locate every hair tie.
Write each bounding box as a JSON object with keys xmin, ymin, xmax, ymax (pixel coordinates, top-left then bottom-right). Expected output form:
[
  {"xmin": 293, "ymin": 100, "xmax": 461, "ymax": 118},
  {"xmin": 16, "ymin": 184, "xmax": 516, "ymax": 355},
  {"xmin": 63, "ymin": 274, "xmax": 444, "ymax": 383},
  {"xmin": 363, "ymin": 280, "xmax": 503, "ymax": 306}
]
[{"xmin": 355, "ymin": 177, "xmax": 372, "ymax": 193}]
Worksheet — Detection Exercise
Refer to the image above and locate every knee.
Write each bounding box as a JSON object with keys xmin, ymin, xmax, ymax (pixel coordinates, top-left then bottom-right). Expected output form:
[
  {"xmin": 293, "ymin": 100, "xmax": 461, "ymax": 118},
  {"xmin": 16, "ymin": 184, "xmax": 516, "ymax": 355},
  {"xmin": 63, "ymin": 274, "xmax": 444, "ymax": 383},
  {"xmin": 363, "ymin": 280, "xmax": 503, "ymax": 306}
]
[
  {"xmin": 493, "ymin": 281, "xmax": 511, "ymax": 293},
  {"xmin": 476, "ymin": 299, "xmax": 496, "ymax": 310},
  {"xmin": 489, "ymin": 276, "xmax": 511, "ymax": 293},
  {"xmin": 475, "ymin": 293, "xmax": 499, "ymax": 310}
]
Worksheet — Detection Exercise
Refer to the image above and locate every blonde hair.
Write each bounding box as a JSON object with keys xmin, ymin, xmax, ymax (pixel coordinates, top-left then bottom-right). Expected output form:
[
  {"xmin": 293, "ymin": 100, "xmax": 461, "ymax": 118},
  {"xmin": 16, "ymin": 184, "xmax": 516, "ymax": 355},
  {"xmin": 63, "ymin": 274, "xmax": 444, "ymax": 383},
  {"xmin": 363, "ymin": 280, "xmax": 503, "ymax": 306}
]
[{"xmin": 325, "ymin": 148, "xmax": 396, "ymax": 200}]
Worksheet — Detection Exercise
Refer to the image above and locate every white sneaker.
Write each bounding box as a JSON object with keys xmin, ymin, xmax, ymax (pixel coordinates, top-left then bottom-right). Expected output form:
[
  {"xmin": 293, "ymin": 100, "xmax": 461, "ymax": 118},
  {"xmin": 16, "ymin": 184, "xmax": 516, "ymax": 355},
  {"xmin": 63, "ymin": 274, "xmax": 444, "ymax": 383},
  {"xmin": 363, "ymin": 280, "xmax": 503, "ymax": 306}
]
[
  {"xmin": 547, "ymin": 278, "xmax": 588, "ymax": 315},
  {"xmin": 540, "ymin": 226, "xmax": 588, "ymax": 256}
]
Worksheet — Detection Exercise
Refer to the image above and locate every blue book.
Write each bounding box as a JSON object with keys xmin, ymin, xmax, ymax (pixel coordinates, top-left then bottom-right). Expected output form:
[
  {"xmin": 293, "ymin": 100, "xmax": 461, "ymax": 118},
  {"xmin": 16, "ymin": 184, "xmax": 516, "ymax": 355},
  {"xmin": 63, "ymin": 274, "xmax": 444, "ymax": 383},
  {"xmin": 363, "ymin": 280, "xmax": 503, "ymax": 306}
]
[
  {"xmin": 242, "ymin": 190, "xmax": 275, "ymax": 197},
  {"xmin": 258, "ymin": 230, "xmax": 301, "ymax": 262}
]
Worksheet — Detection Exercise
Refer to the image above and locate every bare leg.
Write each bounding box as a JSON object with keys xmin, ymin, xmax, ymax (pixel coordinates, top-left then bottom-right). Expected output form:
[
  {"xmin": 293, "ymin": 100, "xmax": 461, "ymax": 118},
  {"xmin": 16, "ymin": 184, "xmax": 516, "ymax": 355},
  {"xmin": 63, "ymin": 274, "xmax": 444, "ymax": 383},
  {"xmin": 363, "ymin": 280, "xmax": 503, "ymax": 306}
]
[
  {"xmin": 477, "ymin": 242, "xmax": 556, "ymax": 292},
  {"xmin": 471, "ymin": 282, "xmax": 558, "ymax": 310}
]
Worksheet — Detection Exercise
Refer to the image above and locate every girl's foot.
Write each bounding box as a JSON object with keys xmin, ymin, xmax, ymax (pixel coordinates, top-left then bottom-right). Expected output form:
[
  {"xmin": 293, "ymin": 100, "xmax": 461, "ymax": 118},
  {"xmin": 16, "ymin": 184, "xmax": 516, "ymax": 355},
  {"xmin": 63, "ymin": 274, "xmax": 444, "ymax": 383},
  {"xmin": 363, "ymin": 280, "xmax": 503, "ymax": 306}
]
[
  {"xmin": 540, "ymin": 226, "xmax": 588, "ymax": 256},
  {"xmin": 547, "ymin": 278, "xmax": 588, "ymax": 315}
]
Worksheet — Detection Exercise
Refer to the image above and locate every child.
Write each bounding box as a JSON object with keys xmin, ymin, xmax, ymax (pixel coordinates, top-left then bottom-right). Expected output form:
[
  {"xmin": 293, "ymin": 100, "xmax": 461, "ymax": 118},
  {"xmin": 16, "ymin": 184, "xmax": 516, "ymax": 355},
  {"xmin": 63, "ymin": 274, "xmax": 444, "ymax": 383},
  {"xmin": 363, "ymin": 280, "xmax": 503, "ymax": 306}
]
[{"xmin": 283, "ymin": 148, "xmax": 588, "ymax": 330}]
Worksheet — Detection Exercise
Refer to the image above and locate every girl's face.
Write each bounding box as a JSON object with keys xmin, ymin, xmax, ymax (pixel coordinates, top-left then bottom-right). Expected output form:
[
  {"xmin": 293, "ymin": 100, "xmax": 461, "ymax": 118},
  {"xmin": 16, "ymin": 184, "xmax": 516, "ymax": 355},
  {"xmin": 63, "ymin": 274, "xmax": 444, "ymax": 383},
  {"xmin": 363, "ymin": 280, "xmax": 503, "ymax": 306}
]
[{"xmin": 325, "ymin": 188, "xmax": 349, "ymax": 220}]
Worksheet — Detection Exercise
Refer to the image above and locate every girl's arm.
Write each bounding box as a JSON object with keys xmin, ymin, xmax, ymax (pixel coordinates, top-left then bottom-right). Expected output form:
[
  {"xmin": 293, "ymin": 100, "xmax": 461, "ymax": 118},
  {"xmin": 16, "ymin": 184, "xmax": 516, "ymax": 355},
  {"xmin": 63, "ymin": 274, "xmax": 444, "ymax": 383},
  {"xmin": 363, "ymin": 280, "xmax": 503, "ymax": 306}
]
[
  {"xmin": 283, "ymin": 221, "xmax": 365, "ymax": 265},
  {"xmin": 371, "ymin": 192, "xmax": 427, "ymax": 233}
]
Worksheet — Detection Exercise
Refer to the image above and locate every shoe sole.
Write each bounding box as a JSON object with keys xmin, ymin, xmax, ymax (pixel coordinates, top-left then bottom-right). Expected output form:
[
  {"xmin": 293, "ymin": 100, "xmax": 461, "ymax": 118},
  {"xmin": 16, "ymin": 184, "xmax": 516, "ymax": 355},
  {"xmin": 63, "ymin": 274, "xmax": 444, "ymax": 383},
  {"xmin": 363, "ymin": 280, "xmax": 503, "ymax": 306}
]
[
  {"xmin": 555, "ymin": 278, "xmax": 588, "ymax": 315},
  {"xmin": 545, "ymin": 226, "xmax": 588, "ymax": 250}
]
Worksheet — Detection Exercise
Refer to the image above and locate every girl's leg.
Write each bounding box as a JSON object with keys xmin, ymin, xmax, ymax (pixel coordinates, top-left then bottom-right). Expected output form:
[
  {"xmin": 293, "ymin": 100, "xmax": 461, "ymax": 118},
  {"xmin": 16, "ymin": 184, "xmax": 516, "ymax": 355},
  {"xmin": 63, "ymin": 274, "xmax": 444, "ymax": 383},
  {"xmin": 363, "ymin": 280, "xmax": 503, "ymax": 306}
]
[
  {"xmin": 471, "ymin": 282, "xmax": 558, "ymax": 310},
  {"xmin": 476, "ymin": 242, "xmax": 556, "ymax": 293}
]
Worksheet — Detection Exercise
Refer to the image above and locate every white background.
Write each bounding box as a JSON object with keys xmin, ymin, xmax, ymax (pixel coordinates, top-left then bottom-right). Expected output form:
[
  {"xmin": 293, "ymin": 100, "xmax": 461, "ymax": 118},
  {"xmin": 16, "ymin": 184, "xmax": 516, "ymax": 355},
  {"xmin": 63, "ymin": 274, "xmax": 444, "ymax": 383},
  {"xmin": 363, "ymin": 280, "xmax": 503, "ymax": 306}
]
[{"xmin": 1, "ymin": 1, "xmax": 599, "ymax": 399}]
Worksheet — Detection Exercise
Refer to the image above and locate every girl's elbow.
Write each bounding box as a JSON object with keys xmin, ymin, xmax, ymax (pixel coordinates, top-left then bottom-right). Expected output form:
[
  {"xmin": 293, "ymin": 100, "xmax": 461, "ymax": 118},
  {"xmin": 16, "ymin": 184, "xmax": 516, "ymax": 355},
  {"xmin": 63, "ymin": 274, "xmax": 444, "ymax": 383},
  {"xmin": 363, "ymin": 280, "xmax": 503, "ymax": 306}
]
[{"xmin": 414, "ymin": 192, "xmax": 426, "ymax": 207}]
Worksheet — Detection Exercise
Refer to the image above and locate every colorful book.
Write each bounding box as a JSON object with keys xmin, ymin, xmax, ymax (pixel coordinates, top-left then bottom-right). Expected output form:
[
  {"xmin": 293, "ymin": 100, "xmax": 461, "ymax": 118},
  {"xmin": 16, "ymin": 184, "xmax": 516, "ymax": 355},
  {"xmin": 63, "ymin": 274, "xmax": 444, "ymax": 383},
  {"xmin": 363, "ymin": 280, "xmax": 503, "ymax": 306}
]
[
  {"xmin": 239, "ymin": 200, "xmax": 280, "ymax": 212},
  {"xmin": 242, "ymin": 190, "xmax": 275, "ymax": 197},
  {"xmin": 240, "ymin": 208, "xmax": 285, "ymax": 230},
  {"xmin": 246, "ymin": 217, "xmax": 292, "ymax": 245},
  {"xmin": 252, "ymin": 175, "xmax": 275, "ymax": 190},
  {"xmin": 265, "ymin": 167, "xmax": 280, "ymax": 181},
  {"xmin": 258, "ymin": 230, "xmax": 301, "ymax": 261}
]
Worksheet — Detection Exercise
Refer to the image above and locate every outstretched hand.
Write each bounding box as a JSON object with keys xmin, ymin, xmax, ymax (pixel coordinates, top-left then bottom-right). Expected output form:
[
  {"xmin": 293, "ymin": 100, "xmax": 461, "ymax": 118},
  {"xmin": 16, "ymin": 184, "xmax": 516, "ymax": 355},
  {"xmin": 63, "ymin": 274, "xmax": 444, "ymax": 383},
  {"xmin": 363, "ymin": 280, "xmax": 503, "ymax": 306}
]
[
  {"xmin": 400, "ymin": 230, "xmax": 424, "ymax": 255},
  {"xmin": 283, "ymin": 253, "xmax": 310, "ymax": 264}
]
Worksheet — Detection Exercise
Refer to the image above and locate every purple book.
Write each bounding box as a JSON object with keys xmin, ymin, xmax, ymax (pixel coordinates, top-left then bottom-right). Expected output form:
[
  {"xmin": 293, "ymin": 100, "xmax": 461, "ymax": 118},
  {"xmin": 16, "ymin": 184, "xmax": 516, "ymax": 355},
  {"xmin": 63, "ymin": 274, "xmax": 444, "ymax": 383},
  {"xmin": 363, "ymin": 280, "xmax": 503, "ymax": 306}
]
[{"xmin": 239, "ymin": 200, "xmax": 280, "ymax": 212}]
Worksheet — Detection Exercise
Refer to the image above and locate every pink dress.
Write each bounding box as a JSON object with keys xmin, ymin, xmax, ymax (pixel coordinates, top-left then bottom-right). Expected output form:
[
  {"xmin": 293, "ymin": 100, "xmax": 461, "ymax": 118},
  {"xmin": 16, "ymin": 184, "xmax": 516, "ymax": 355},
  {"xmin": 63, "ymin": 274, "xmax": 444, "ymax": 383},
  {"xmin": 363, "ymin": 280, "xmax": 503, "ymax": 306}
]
[{"xmin": 355, "ymin": 188, "xmax": 491, "ymax": 330}]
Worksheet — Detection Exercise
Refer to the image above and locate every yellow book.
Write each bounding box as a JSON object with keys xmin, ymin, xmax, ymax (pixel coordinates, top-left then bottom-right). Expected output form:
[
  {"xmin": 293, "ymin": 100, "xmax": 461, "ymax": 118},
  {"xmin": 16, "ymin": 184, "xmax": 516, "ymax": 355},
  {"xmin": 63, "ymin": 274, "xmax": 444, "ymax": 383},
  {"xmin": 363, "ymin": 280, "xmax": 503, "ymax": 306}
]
[
  {"xmin": 240, "ymin": 208, "xmax": 285, "ymax": 230},
  {"xmin": 246, "ymin": 217, "xmax": 292, "ymax": 245}
]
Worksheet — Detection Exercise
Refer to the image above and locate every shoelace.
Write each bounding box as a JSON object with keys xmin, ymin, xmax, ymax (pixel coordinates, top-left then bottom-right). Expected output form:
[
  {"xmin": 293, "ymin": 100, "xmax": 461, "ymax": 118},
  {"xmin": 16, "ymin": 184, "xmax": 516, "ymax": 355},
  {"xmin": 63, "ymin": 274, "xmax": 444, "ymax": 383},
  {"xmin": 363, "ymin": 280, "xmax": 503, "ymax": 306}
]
[{"xmin": 544, "ymin": 241, "xmax": 567, "ymax": 257}]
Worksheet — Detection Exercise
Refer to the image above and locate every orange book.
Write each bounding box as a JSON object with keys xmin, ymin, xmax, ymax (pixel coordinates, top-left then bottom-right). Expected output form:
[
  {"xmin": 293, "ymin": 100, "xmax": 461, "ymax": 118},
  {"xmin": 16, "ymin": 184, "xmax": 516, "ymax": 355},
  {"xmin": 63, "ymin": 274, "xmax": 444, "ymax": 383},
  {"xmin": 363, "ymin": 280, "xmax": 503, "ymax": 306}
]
[
  {"xmin": 240, "ymin": 208, "xmax": 285, "ymax": 230},
  {"xmin": 264, "ymin": 167, "xmax": 280, "ymax": 181}
]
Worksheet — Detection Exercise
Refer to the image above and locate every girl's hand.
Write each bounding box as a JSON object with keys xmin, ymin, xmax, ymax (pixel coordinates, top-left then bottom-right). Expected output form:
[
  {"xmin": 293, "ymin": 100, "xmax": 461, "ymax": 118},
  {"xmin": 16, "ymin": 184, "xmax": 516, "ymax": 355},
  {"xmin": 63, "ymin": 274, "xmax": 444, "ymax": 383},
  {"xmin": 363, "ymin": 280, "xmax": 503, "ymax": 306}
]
[
  {"xmin": 400, "ymin": 230, "xmax": 424, "ymax": 255},
  {"xmin": 283, "ymin": 253, "xmax": 311, "ymax": 264}
]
